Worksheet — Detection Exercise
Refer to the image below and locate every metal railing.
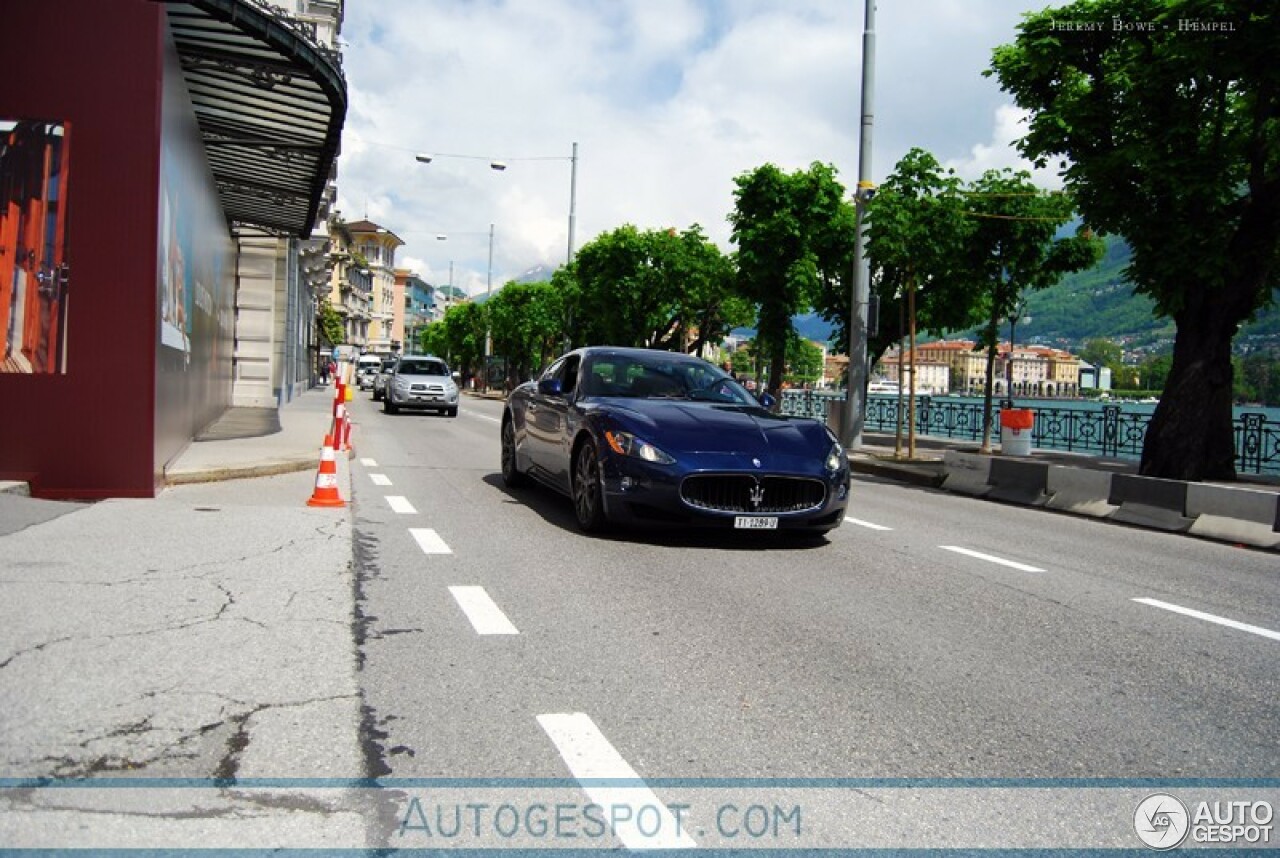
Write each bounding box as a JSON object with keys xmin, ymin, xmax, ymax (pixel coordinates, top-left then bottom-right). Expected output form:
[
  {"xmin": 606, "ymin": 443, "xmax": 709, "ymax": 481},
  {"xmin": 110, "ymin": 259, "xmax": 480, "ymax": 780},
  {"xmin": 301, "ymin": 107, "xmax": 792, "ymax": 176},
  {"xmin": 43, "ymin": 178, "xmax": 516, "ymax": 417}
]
[{"xmin": 779, "ymin": 390, "xmax": 1280, "ymax": 476}]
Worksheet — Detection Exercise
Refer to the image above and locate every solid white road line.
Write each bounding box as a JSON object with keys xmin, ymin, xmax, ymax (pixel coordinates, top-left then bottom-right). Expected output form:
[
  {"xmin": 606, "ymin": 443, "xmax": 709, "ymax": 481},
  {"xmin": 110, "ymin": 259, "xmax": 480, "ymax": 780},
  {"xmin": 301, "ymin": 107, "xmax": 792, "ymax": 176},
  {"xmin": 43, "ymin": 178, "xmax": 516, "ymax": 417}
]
[
  {"xmin": 939, "ymin": 545, "xmax": 1046, "ymax": 573},
  {"xmin": 409, "ymin": 528, "xmax": 453, "ymax": 555},
  {"xmin": 360, "ymin": 458, "xmax": 378, "ymax": 467},
  {"xmin": 537, "ymin": 713, "xmax": 697, "ymax": 850},
  {"xmin": 386, "ymin": 495, "xmax": 417, "ymax": 514},
  {"xmin": 1133, "ymin": 597, "xmax": 1280, "ymax": 642},
  {"xmin": 845, "ymin": 516, "xmax": 893, "ymax": 531},
  {"xmin": 448, "ymin": 586, "xmax": 519, "ymax": 635},
  {"xmin": 370, "ymin": 474, "xmax": 392, "ymax": 486}
]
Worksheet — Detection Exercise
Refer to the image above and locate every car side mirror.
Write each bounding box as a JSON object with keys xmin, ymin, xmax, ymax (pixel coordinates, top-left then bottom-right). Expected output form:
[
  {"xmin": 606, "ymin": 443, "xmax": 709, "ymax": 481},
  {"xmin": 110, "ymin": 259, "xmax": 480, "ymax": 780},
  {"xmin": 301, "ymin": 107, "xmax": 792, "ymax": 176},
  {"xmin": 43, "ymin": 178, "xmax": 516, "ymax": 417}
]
[
  {"xmin": 452, "ymin": 371, "xmax": 461, "ymax": 381},
  {"xmin": 758, "ymin": 392, "xmax": 776, "ymax": 410},
  {"xmin": 538, "ymin": 378, "xmax": 563, "ymax": 396}
]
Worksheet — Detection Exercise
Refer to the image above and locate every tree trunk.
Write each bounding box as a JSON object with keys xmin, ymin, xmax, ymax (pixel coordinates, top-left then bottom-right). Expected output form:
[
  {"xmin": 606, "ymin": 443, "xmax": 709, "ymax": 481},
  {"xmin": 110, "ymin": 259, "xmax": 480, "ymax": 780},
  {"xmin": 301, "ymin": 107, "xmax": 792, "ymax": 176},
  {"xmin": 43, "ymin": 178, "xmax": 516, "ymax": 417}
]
[
  {"xmin": 1140, "ymin": 308, "xmax": 1238, "ymax": 481},
  {"xmin": 979, "ymin": 310, "xmax": 999, "ymax": 454}
]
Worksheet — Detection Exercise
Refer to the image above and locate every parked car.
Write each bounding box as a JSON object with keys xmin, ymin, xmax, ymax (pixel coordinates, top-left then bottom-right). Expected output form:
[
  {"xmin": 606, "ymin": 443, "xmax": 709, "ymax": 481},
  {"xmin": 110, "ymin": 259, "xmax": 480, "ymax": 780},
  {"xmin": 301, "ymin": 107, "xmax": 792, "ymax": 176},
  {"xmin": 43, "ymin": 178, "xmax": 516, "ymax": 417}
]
[
  {"xmin": 383, "ymin": 355, "xmax": 459, "ymax": 416},
  {"xmin": 355, "ymin": 354, "xmax": 383, "ymax": 391},
  {"xmin": 371, "ymin": 358, "xmax": 397, "ymax": 401},
  {"xmin": 500, "ymin": 347, "xmax": 850, "ymax": 534}
]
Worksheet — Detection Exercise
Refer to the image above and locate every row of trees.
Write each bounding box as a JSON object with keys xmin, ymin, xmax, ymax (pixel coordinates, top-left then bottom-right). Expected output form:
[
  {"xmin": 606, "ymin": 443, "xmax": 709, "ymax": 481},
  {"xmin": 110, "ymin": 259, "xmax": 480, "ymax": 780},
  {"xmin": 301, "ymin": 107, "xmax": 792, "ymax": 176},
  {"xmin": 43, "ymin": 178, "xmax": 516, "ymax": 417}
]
[
  {"xmin": 1081, "ymin": 338, "xmax": 1280, "ymax": 406},
  {"xmin": 415, "ymin": 0, "xmax": 1278, "ymax": 481}
]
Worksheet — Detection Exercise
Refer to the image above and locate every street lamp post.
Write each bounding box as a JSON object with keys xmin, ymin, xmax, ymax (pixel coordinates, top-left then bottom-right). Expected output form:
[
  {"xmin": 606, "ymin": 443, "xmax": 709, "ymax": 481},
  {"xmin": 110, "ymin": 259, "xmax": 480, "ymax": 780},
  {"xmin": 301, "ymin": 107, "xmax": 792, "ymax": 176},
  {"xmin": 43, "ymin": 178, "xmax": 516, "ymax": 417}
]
[
  {"xmin": 415, "ymin": 144, "xmax": 580, "ymax": 351},
  {"xmin": 843, "ymin": 0, "xmax": 877, "ymax": 450}
]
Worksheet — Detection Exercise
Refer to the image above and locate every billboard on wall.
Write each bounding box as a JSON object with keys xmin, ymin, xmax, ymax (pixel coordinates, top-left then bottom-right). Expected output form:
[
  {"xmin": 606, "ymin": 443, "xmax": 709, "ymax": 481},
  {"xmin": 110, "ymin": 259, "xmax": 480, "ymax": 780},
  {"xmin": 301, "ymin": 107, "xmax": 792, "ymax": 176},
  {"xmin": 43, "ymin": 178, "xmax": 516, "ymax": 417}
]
[{"xmin": 0, "ymin": 119, "xmax": 71, "ymax": 374}]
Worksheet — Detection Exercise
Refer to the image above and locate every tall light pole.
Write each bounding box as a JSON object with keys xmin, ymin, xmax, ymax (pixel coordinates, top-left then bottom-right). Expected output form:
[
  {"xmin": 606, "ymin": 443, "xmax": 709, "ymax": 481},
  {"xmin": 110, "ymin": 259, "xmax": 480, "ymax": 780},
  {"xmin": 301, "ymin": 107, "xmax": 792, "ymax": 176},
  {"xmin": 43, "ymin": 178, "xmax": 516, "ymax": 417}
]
[{"xmin": 842, "ymin": 0, "xmax": 877, "ymax": 450}]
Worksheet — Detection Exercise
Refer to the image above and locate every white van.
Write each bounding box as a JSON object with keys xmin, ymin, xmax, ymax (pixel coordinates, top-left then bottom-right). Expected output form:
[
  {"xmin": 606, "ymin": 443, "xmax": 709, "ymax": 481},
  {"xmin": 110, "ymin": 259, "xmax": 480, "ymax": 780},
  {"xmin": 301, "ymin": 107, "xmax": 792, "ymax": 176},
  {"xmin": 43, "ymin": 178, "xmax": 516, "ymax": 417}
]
[{"xmin": 356, "ymin": 353, "xmax": 384, "ymax": 389}]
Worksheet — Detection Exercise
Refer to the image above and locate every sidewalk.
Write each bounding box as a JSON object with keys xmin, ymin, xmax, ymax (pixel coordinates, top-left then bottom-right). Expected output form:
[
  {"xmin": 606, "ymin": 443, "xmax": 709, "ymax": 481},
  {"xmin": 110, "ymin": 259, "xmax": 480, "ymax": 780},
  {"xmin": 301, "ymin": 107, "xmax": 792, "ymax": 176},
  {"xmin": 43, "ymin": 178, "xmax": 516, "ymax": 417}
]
[{"xmin": 0, "ymin": 385, "xmax": 369, "ymax": 849}]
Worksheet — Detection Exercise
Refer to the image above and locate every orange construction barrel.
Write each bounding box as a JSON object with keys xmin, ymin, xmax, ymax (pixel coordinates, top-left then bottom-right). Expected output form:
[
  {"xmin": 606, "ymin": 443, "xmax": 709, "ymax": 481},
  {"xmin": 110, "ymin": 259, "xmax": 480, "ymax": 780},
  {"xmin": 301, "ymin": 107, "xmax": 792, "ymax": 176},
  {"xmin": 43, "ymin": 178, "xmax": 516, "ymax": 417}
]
[{"xmin": 1000, "ymin": 408, "xmax": 1035, "ymax": 456}]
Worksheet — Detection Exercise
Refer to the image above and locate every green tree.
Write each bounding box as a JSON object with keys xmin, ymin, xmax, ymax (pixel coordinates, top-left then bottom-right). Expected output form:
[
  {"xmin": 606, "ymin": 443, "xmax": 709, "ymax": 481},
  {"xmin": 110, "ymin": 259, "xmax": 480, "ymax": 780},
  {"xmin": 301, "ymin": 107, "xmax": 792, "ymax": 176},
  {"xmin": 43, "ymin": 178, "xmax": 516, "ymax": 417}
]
[
  {"xmin": 564, "ymin": 224, "xmax": 742, "ymax": 353},
  {"xmin": 1079, "ymin": 337, "xmax": 1124, "ymax": 371},
  {"xmin": 785, "ymin": 337, "xmax": 825, "ymax": 386},
  {"xmin": 990, "ymin": 1, "xmax": 1280, "ymax": 480},
  {"xmin": 857, "ymin": 150, "xmax": 979, "ymax": 373},
  {"xmin": 486, "ymin": 280, "xmax": 563, "ymax": 388},
  {"xmin": 730, "ymin": 162, "xmax": 856, "ymax": 402},
  {"xmin": 317, "ymin": 297, "xmax": 345, "ymax": 347},
  {"xmin": 1138, "ymin": 353, "xmax": 1174, "ymax": 392},
  {"xmin": 960, "ymin": 168, "xmax": 1102, "ymax": 449},
  {"xmin": 421, "ymin": 301, "xmax": 486, "ymax": 383},
  {"xmin": 862, "ymin": 149, "xmax": 976, "ymax": 452}
]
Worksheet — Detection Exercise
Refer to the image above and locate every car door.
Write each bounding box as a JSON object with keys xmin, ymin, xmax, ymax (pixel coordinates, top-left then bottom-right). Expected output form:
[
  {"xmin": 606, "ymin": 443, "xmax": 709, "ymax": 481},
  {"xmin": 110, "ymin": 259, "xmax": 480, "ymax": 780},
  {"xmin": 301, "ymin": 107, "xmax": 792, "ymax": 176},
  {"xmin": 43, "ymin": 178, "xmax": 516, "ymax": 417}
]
[{"xmin": 526, "ymin": 354, "xmax": 580, "ymax": 490}]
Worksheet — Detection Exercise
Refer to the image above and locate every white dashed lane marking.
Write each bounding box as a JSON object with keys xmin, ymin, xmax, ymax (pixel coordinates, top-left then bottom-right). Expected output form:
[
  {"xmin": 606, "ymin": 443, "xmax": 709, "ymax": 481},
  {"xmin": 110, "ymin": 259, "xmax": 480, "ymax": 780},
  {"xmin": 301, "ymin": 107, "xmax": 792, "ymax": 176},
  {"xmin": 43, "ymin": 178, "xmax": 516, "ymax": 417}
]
[
  {"xmin": 360, "ymin": 458, "xmax": 378, "ymax": 467},
  {"xmin": 386, "ymin": 496, "xmax": 417, "ymax": 514},
  {"xmin": 939, "ymin": 545, "xmax": 1046, "ymax": 573},
  {"xmin": 448, "ymin": 586, "xmax": 519, "ymax": 635},
  {"xmin": 537, "ymin": 713, "xmax": 697, "ymax": 850},
  {"xmin": 409, "ymin": 528, "xmax": 453, "ymax": 555},
  {"xmin": 465, "ymin": 411, "xmax": 502, "ymax": 424},
  {"xmin": 845, "ymin": 516, "xmax": 893, "ymax": 531},
  {"xmin": 370, "ymin": 474, "xmax": 392, "ymax": 486},
  {"xmin": 1133, "ymin": 598, "xmax": 1280, "ymax": 642}
]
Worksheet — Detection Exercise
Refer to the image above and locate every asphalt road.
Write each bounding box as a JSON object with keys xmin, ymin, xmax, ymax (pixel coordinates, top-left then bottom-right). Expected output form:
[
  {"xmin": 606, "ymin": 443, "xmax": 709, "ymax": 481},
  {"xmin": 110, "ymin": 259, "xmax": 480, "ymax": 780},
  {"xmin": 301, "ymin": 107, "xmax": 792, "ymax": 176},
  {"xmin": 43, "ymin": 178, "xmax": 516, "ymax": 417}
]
[{"xmin": 344, "ymin": 391, "xmax": 1279, "ymax": 849}]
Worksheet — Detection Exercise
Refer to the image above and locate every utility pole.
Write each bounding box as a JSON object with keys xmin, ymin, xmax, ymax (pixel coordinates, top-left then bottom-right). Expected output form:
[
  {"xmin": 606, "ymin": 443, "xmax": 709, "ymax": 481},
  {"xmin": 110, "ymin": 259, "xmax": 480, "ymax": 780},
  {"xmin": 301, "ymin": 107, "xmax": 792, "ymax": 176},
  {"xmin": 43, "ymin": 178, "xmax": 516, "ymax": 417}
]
[{"xmin": 842, "ymin": 0, "xmax": 876, "ymax": 449}]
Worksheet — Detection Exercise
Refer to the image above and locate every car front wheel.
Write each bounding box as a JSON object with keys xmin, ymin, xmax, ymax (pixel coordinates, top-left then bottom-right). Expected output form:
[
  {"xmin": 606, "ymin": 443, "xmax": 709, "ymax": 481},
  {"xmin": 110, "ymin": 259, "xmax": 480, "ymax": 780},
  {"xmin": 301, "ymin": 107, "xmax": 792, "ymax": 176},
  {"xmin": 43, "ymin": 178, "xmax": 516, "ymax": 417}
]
[
  {"xmin": 572, "ymin": 438, "xmax": 608, "ymax": 533},
  {"xmin": 500, "ymin": 419, "xmax": 528, "ymax": 488}
]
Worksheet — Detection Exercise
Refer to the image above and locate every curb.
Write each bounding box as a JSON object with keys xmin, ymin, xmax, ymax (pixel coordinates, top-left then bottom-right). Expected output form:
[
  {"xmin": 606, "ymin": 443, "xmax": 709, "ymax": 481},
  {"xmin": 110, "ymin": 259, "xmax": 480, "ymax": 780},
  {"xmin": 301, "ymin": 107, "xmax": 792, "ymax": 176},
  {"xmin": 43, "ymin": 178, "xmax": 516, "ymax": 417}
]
[
  {"xmin": 164, "ymin": 458, "xmax": 321, "ymax": 486},
  {"xmin": 0, "ymin": 480, "xmax": 31, "ymax": 497},
  {"xmin": 849, "ymin": 455, "xmax": 946, "ymax": 489},
  {"xmin": 860, "ymin": 451, "xmax": 1280, "ymax": 551}
]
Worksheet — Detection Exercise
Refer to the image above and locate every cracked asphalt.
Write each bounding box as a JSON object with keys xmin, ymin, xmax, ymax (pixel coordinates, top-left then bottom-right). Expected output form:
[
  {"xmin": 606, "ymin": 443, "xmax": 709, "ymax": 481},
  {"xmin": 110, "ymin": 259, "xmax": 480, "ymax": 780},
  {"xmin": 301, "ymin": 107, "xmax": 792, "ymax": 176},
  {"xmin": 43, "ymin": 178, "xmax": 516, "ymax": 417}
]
[{"xmin": 0, "ymin": 466, "xmax": 377, "ymax": 849}]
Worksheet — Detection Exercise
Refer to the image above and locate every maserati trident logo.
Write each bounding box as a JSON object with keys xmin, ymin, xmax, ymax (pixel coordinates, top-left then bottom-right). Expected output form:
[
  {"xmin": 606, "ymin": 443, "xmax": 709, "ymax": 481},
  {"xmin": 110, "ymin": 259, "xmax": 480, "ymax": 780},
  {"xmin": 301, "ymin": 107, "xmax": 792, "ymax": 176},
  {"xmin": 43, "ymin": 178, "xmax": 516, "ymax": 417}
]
[
  {"xmin": 748, "ymin": 483, "xmax": 765, "ymax": 510},
  {"xmin": 751, "ymin": 457, "xmax": 762, "ymax": 468}
]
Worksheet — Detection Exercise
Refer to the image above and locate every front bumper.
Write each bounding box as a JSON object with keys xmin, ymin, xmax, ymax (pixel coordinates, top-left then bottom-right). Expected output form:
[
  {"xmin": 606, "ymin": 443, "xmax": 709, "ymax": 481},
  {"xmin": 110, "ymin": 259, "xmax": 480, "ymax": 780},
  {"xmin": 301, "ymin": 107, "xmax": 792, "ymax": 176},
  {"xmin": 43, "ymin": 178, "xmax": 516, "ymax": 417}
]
[{"xmin": 598, "ymin": 455, "xmax": 850, "ymax": 532}]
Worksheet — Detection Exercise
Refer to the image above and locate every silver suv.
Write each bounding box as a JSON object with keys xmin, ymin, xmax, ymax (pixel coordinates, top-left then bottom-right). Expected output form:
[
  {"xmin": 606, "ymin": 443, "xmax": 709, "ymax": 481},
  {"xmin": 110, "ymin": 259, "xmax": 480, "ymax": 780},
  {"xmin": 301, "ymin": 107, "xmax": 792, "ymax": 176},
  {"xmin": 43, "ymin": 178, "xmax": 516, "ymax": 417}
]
[{"xmin": 383, "ymin": 355, "xmax": 459, "ymax": 417}]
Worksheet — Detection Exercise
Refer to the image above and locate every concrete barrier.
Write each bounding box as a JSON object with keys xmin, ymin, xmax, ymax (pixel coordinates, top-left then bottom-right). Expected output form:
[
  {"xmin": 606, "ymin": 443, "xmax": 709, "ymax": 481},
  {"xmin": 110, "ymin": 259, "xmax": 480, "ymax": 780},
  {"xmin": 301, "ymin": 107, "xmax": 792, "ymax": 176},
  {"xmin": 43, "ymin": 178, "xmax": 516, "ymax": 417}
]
[
  {"xmin": 1046, "ymin": 466, "xmax": 1119, "ymax": 518},
  {"xmin": 985, "ymin": 458, "xmax": 1050, "ymax": 506},
  {"xmin": 1186, "ymin": 483, "xmax": 1280, "ymax": 549},
  {"xmin": 1108, "ymin": 474, "xmax": 1194, "ymax": 532},
  {"xmin": 941, "ymin": 451, "xmax": 992, "ymax": 497}
]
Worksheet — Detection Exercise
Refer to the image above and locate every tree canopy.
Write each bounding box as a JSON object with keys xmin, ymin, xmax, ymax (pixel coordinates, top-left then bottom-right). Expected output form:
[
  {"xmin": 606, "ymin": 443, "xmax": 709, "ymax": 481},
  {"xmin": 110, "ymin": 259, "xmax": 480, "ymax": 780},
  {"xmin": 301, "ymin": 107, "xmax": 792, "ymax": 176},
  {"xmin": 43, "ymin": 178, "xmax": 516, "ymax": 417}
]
[
  {"xmin": 990, "ymin": 0, "xmax": 1280, "ymax": 479},
  {"xmin": 730, "ymin": 162, "xmax": 856, "ymax": 399}
]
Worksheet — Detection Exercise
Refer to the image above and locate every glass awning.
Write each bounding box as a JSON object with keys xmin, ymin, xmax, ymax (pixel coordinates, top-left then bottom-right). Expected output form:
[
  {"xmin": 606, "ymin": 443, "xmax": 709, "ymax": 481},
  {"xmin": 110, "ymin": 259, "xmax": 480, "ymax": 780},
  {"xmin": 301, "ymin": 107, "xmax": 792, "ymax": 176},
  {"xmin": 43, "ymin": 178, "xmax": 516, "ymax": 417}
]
[{"xmin": 164, "ymin": 0, "xmax": 346, "ymax": 238}]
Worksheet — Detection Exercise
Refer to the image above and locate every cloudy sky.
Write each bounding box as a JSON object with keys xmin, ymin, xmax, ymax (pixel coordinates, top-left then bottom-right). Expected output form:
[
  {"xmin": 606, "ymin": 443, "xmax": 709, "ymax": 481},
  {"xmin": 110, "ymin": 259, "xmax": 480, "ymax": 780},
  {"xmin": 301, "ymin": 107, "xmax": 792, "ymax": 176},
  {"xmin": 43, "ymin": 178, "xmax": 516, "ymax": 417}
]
[{"xmin": 335, "ymin": 1, "xmax": 1056, "ymax": 299}]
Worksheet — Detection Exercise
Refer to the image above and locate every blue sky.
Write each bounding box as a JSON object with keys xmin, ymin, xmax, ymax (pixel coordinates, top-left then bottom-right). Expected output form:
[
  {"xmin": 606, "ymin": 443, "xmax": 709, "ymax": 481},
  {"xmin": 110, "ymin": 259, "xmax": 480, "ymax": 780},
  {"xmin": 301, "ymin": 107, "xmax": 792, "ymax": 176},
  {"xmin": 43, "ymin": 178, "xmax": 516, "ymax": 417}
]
[{"xmin": 335, "ymin": 1, "xmax": 1052, "ymax": 298}]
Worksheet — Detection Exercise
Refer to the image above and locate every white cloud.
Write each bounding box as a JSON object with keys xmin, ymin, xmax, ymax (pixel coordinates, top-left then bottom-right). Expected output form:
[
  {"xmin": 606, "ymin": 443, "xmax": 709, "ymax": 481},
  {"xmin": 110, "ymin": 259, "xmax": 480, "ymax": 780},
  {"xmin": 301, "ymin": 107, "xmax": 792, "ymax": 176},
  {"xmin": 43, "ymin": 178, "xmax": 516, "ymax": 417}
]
[
  {"xmin": 334, "ymin": 0, "xmax": 1049, "ymax": 292},
  {"xmin": 945, "ymin": 104, "xmax": 1063, "ymax": 188}
]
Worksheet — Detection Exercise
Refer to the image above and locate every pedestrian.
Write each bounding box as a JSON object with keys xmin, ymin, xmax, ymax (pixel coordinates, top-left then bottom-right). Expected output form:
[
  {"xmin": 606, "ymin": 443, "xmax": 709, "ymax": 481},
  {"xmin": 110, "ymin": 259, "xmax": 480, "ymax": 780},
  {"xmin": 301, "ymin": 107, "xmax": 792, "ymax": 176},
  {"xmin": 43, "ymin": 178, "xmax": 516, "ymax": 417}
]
[{"xmin": 320, "ymin": 360, "xmax": 330, "ymax": 385}]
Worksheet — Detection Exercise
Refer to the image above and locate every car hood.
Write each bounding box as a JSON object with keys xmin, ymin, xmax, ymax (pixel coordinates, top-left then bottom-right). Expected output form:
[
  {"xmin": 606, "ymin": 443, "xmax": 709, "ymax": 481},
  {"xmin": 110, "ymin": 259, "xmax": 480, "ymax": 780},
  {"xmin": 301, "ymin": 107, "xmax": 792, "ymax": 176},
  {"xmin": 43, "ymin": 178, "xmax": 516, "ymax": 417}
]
[{"xmin": 599, "ymin": 399, "xmax": 830, "ymax": 457}]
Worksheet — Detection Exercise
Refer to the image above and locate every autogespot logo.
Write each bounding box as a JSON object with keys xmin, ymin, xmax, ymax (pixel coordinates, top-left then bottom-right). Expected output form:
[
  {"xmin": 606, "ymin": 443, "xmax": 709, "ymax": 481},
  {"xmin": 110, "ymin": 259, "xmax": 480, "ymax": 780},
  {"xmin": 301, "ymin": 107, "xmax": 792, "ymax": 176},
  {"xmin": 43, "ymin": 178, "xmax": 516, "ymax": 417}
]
[{"xmin": 1135, "ymin": 794, "xmax": 1190, "ymax": 850}]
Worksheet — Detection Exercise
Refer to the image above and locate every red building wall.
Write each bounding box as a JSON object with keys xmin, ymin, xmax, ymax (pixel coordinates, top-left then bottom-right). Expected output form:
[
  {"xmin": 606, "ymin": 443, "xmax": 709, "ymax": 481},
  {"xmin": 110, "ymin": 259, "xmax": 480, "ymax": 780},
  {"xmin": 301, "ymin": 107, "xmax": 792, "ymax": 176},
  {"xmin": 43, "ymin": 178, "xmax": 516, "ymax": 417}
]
[{"xmin": 0, "ymin": 0, "xmax": 232, "ymax": 498}]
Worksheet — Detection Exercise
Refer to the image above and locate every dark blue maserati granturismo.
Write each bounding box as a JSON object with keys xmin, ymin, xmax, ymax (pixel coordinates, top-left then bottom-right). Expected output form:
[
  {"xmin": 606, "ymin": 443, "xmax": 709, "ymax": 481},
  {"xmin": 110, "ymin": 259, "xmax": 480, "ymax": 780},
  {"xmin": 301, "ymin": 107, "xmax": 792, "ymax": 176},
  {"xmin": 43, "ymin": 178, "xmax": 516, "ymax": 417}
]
[{"xmin": 500, "ymin": 347, "xmax": 850, "ymax": 534}]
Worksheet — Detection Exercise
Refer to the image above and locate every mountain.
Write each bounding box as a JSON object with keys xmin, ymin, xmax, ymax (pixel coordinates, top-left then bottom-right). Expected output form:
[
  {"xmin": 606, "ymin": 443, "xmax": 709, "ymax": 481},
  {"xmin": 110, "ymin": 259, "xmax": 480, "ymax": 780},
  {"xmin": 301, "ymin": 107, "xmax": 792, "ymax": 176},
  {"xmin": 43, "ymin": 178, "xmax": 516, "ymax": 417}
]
[{"xmin": 1006, "ymin": 236, "xmax": 1279, "ymax": 357}]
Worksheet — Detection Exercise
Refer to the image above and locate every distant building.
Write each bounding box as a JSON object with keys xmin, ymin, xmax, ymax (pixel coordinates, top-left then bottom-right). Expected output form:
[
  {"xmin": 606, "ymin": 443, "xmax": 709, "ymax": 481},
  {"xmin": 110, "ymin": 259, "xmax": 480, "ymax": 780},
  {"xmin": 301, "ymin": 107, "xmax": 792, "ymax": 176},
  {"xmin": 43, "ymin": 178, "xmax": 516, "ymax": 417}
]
[
  {"xmin": 396, "ymin": 270, "xmax": 437, "ymax": 354},
  {"xmin": 346, "ymin": 220, "xmax": 404, "ymax": 353},
  {"xmin": 876, "ymin": 348, "xmax": 951, "ymax": 395}
]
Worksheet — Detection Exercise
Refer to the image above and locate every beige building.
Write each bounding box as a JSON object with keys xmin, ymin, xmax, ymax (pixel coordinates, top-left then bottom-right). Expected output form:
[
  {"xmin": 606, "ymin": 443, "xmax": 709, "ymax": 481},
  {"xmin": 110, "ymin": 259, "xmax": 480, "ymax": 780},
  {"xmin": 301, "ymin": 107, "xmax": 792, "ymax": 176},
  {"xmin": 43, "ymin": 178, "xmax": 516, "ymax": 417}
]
[
  {"xmin": 346, "ymin": 220, "xmax": 404, "ymax": 353},
  {"xmin": 325, "ymin": 219, "xmax": 372, "ymax": 349},
  {"xmin": 875, "ymin": 348, "xmax": 951, "ymax": 395}
]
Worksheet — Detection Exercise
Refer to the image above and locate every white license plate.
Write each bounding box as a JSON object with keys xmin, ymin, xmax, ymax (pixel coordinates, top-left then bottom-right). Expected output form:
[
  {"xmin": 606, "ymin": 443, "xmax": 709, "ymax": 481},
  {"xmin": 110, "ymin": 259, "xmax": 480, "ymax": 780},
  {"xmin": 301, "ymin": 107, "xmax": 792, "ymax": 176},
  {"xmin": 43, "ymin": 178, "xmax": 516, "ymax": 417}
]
[{"xmin": 734, "ymin": 516, "xmax": 778, "ymax": 530}]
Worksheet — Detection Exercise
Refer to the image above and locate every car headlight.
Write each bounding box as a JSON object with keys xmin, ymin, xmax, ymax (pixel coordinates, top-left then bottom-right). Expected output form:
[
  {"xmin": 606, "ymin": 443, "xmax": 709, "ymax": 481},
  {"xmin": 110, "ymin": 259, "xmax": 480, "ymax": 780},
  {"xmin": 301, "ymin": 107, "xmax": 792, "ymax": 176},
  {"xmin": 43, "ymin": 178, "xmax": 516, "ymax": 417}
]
[
  {"xmin": 825, "ymin": 442, "xmax": 845, "ymax": 472},
  {"xmin": 604, "ymin": 430, "xmax": 676, "ymax": 465}
]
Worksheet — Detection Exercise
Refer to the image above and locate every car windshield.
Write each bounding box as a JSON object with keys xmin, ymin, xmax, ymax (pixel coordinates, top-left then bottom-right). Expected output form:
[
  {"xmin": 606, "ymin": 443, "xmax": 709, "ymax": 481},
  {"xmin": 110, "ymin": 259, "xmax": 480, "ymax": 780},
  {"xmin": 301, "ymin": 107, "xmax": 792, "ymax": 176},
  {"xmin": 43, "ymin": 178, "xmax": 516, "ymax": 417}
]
[
  {"xmin": 398, "ymin": 359, "xmax": 448, "ymax": 376},
  {"xmin": 580, "ymin": 354, "xmax": 756, "ymax": 405}
]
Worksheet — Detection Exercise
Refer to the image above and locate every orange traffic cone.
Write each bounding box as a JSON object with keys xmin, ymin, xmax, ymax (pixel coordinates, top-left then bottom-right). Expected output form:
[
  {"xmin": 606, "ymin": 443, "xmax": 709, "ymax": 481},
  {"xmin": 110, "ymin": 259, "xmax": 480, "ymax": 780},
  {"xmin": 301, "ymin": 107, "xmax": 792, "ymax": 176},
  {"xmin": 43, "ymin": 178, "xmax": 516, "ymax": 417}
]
[{"xmin": 306, "ymin": 435, "xmax": 346, "ymax": 508}]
